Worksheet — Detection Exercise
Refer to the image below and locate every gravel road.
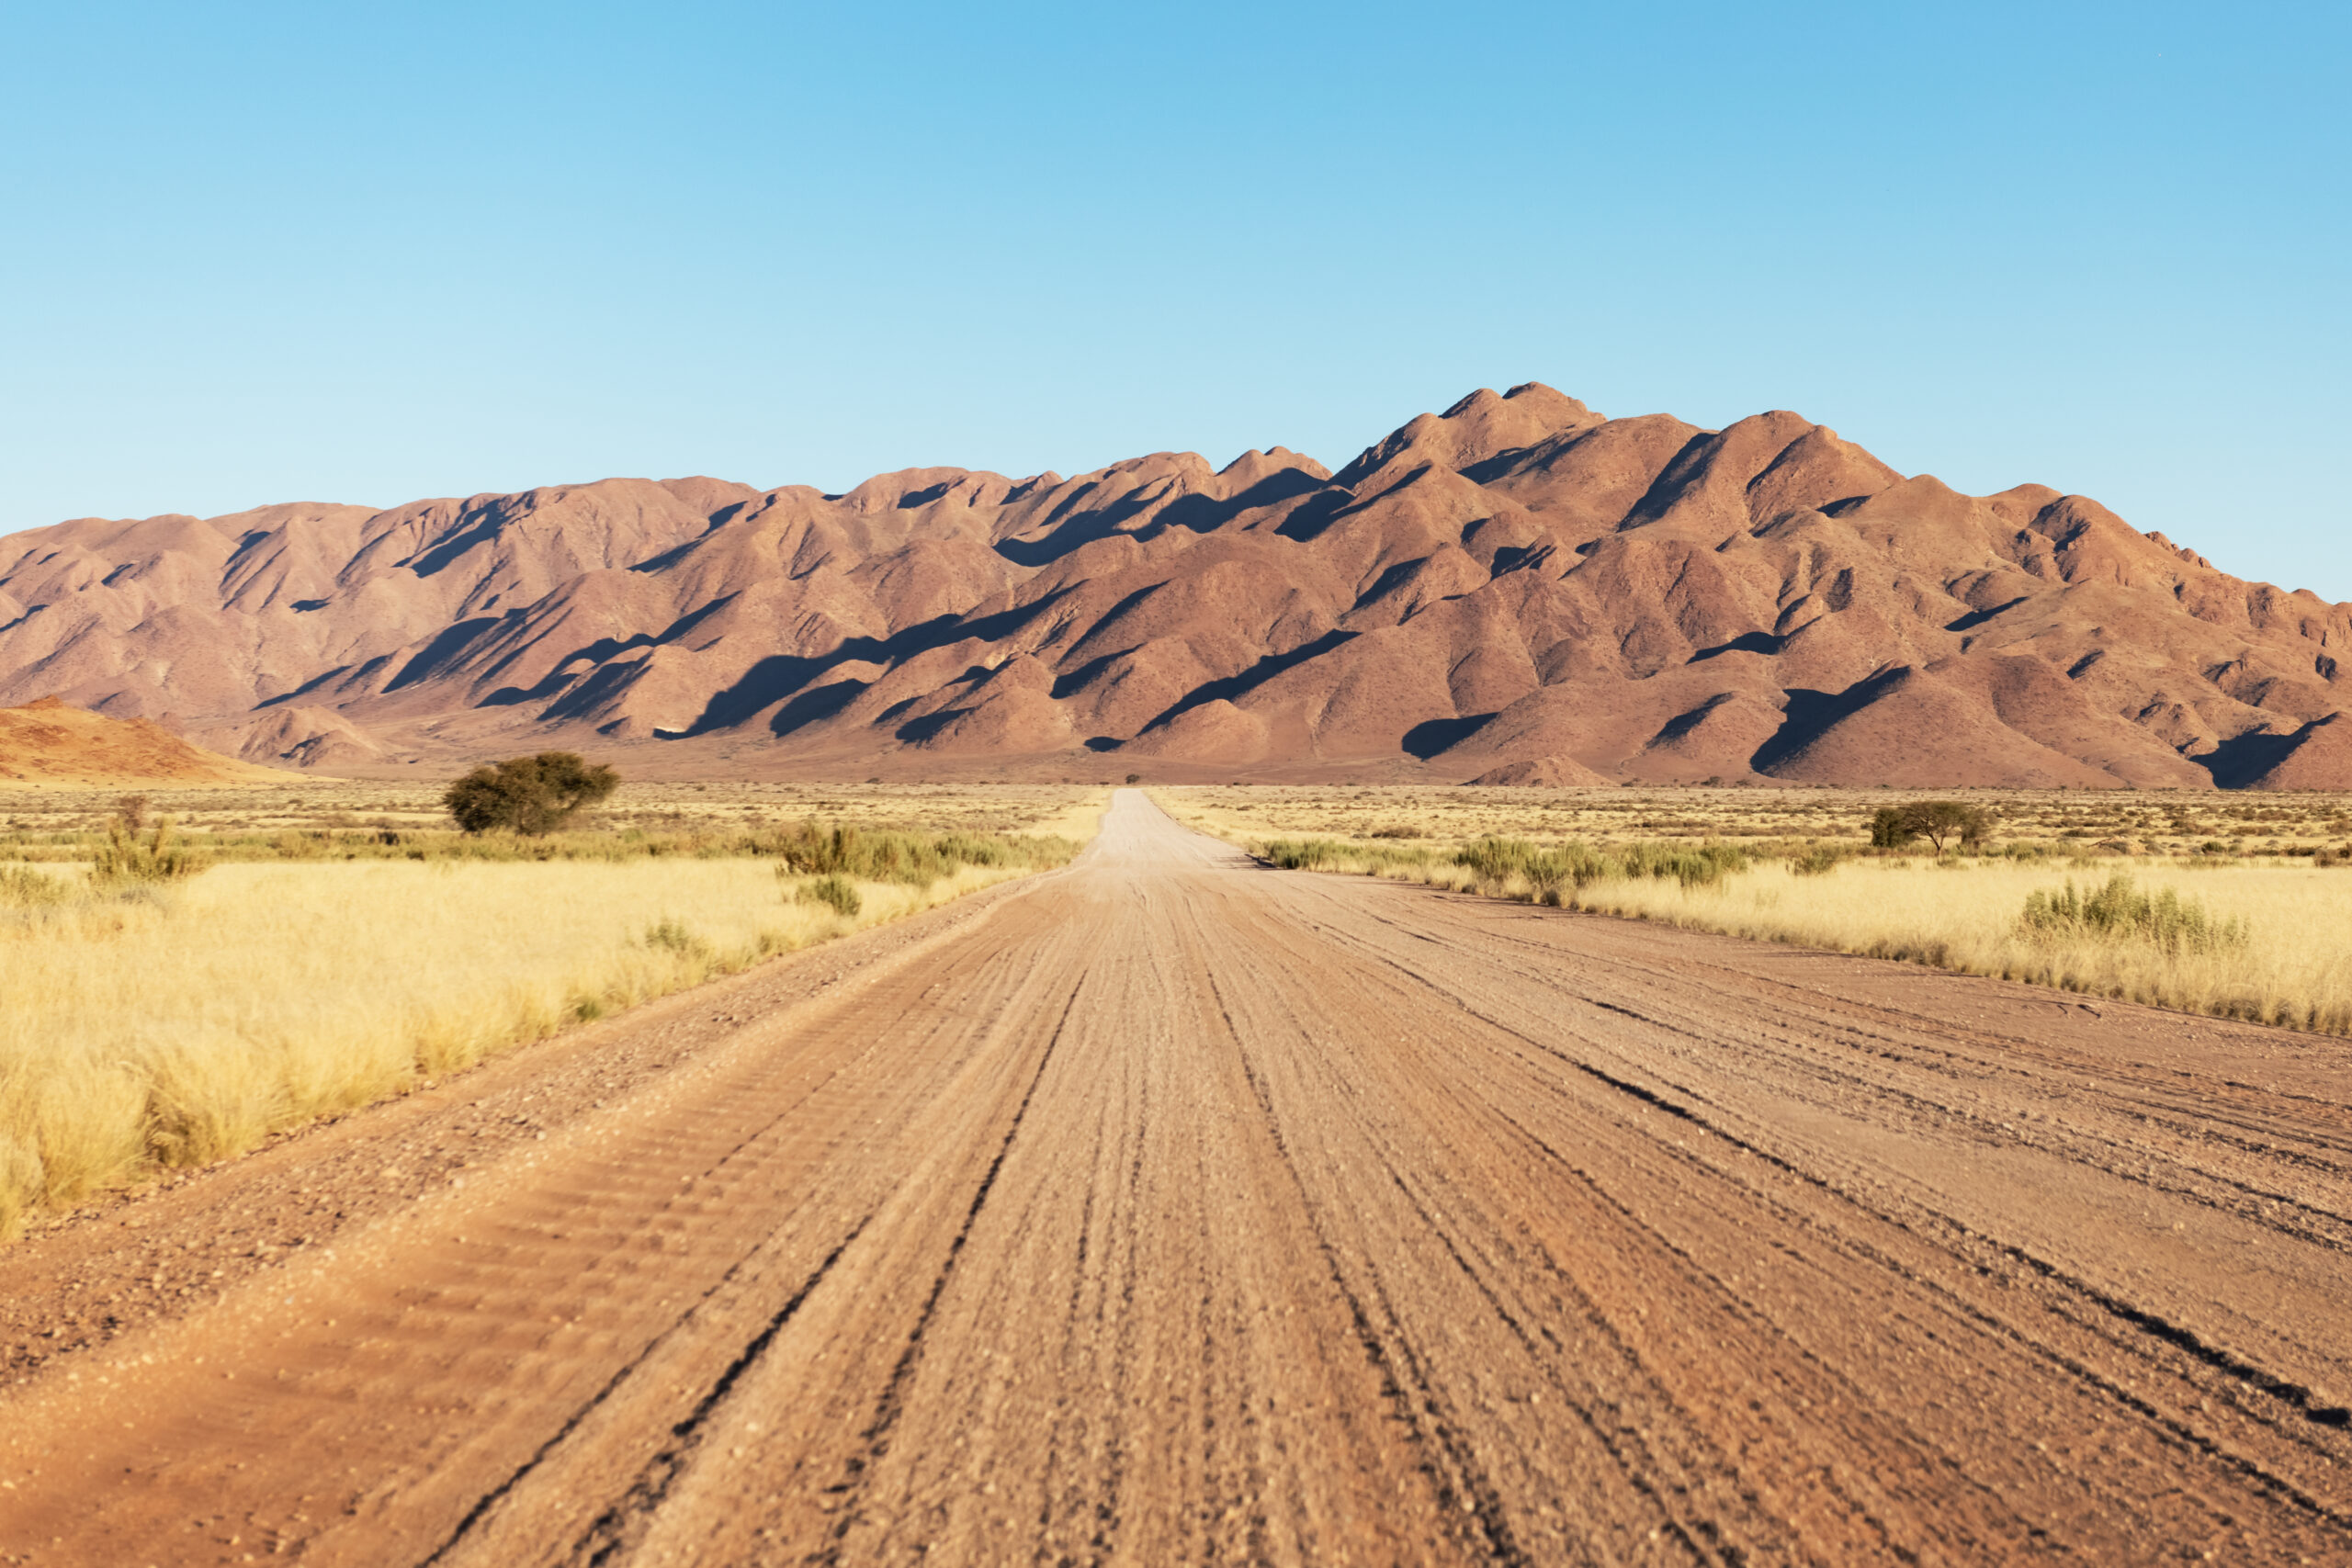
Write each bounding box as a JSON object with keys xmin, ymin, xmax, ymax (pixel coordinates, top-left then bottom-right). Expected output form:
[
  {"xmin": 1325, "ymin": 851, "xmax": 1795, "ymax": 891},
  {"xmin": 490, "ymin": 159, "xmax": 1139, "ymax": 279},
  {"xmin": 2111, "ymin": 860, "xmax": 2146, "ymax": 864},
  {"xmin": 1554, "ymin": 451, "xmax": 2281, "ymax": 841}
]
[{"xmin": 3, "ymin": 789, "xmax": 2348, "ymax": 1565}]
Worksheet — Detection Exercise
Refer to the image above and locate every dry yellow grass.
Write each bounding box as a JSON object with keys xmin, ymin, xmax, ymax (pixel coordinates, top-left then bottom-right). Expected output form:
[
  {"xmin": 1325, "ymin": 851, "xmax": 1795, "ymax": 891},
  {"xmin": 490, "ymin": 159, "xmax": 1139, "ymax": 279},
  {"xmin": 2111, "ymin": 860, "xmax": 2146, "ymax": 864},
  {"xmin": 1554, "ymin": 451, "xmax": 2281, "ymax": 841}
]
[
  {"xmin": 0, "ymin": 787, "xmax": 1108, "ymax": 1237},
  {"xmin": 1156, "ymin": 785, "xmax": 2352, "ymax": 1042},
  {"xmin": 0, "ymin": 780, "xmax": 1102, "ymax": 864},
  {"xmin": 1544, "ymin": 859, "xmax": 2350, "ymax": 1032},
  {"xmin": 1154, "ymin": 783, "xmax": 2352, "ymax": 859}
]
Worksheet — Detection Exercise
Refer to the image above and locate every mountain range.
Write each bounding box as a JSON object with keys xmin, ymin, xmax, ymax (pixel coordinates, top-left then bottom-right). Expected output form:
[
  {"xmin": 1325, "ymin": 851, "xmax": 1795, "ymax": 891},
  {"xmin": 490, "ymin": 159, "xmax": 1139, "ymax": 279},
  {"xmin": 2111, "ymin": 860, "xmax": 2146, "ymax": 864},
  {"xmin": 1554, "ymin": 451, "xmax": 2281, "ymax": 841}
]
[{"xmin": 3, "ymin": 383, "xmax": 2346, "ymax": 787}]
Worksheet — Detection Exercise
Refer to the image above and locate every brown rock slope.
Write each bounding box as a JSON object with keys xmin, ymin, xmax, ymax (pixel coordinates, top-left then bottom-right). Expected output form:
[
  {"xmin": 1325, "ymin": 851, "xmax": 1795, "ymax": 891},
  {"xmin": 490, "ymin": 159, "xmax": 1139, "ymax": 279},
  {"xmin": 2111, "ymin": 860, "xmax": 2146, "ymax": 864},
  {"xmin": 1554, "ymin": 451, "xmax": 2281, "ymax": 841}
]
[
  {"xmin": 0, "ymin": 695, "xmax": 282, "ymax": 785},
  {"xmin": 2, "ymin": 387, "xmax": 2346, "ymax": 786}
]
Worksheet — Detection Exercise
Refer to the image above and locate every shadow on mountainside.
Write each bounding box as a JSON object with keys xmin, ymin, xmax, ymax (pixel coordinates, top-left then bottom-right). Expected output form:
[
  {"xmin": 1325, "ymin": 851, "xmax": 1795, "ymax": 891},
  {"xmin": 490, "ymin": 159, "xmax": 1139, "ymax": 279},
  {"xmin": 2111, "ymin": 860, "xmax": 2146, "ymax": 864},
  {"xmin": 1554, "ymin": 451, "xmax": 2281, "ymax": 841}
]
[
  {"xmin": 1128, "ymin": 629, "xmax": 1360, "ymax": 740},
  {"xmin": 2191, "ymin": 728, "xmax": 2303, "ymax": 788},
  {"xmin": 668, "ymin": 589, "xmax": 1078, "ymax": 737},
  {"xmin": 993, "ymin": 468, "xmax": 1331, "ymax": 568},
  {"xmin": 1405, "ymin": 714, "xmax": 1497, "ymax": 759},
  {"xmin": 1747, "ymin": 671, "xmax": 1906, "ymax": 774},
  {"xmin": 1689, "ymin": 631, "xmax": 1785, "ymax": 663}
]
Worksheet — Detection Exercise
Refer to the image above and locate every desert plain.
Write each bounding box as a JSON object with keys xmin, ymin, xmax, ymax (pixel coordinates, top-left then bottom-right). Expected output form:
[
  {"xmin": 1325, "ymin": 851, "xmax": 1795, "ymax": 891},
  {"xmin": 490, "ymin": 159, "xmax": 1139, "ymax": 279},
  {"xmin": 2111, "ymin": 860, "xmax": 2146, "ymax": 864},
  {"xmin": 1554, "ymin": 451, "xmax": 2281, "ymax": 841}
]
[
  {"xmin": 1, "ymin": 380, "xmax": 2350, "ymax": 1563},
  {"xmin": 0, "ymin": 773, "xmax": 2345, "ymax": 1563}
]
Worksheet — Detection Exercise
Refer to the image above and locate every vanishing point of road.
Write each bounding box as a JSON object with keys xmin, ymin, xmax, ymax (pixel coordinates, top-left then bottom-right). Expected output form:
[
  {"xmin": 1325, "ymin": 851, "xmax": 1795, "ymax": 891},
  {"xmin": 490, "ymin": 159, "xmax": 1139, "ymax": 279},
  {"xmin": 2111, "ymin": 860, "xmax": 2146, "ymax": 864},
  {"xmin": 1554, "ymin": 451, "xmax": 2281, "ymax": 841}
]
[{"xmin": 3, "ymin": 791, "xmax": 2347, "ymax": 1564}]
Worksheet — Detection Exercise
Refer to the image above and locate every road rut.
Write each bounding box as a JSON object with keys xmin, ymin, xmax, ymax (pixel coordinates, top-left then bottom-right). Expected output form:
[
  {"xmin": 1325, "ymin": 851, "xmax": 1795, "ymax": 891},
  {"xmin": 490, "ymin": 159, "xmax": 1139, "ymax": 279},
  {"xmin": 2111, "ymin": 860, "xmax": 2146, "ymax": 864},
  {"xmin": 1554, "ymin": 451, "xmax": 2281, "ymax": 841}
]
[{"xmin": 4, "ymin": 790, "xmax": 2349, "ymax": 1563}]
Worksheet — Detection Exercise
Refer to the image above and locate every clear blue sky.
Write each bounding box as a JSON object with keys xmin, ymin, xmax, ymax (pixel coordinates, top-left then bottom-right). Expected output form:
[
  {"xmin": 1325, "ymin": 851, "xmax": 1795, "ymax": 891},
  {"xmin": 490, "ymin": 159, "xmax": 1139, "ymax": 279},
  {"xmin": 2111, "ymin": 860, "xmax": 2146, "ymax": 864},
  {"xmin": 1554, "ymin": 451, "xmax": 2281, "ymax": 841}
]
[{"xmin": 3, "ymin": 2, "xmax": 2346, "ymax": 596}]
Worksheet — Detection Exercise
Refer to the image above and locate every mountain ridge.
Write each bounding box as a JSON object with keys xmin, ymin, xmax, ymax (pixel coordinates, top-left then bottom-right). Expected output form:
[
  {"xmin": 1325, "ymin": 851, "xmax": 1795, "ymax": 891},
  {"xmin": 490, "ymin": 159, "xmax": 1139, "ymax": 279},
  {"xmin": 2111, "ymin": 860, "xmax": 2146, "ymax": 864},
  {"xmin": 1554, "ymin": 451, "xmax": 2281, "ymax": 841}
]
[{"xmin": 3, "ymin": 383, "xmax": 2346, "ymax": 787}]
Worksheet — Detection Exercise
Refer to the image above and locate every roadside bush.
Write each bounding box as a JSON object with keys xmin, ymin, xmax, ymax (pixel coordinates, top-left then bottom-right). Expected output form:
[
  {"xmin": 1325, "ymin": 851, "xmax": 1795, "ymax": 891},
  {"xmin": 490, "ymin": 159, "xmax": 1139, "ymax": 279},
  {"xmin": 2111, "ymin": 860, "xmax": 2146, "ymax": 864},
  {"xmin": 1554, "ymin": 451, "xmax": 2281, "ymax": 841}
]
[
  {"xmin": 1455, "ymin": 838, "xmax": 1603, "ymax": 898},
  {"xmin": 446, "ymin": 753, "xmax": 620, "ymax": 836},
  {"xmin": 1257, "ymin": 838, "xmax": 1433, "ymax": 876},
  {"xmin": 1263, "ymin": 839, "xmax": 1347, "ymax": 871},
  {"xmin": 2020, "ymin": 873, "xmax": 2247, "ymax": 955},
  {"xmin": 1617, "ymin": 840, "xmax": 1749, "ymax": 888},
  {"xmin": 794, "ymin": 874, "xmax": 863, "ymax": 916},
  {"xmin": 641, "ymin": 918, "xmax": 710, "ymax": 957},
  {"xmin": 1453, "ymin": 837, "xmax": 1746, "ymax": 901},
  {"xmin": 764, "ymin": 820, "xmax": 1065, "ymax": 885}
]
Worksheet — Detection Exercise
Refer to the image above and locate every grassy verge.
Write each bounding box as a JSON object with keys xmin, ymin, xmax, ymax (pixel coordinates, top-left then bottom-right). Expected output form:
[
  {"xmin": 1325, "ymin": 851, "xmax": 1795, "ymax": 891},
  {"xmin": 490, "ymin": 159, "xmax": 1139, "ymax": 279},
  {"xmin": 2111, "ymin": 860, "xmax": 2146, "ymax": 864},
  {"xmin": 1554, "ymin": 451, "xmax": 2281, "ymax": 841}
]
[
  {"xmin": 1215, "ymin": 825, "xmax": 2352, "ymax": 1042},
  {"xmin": 0, "ymin": 821, "xmax": 1083, "ymax": 1237},
  {"xmin": 1150, "ymin": 782, "xmax": 2352, "ymax": 862},
  {"xmin": 1558, "ymin": 857, "xmax": 2350, "ymax": 1033},
  {"xmin": 0, "ymin": 781, "xmax": 1106, "ymax": 864}
]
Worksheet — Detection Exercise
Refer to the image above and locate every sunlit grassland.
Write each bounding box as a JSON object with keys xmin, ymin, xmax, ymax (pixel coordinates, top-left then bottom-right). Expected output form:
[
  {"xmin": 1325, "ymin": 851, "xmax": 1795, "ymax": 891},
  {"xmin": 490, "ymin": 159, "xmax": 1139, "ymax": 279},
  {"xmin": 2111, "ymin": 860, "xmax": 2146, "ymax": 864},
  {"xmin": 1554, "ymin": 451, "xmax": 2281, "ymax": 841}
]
[
  {"xmin": 0, "ymin": 779, "xmax": 1104, "ymax": 865},
  {"xmin": 0, "ymin": 786, "xmax": 1106, "ymax": 1236},
  {"xmin": 1153, "ymin": 783, "xmax": 2352, "ymax": 859},
  {"xmin": 1155, "ymin": 784, "xmax": 2352, "ymax": 1042},
  {"xmin": 1565, "ymin": 859, "xmax": 2352, "ymax": 1033}
]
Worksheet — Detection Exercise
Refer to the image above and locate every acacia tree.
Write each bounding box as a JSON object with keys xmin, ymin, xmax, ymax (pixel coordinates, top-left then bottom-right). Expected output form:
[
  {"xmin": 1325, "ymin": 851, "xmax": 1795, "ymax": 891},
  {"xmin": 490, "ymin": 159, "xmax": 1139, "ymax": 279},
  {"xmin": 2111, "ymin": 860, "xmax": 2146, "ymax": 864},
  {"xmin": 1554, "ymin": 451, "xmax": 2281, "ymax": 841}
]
[
  {"xmin": 445, "ymin": 752, "xmax": 619, "ymax": 835},
  {"xmin": 1870, "ymin": 800, "xmax": 1993, "ymax": 853}
]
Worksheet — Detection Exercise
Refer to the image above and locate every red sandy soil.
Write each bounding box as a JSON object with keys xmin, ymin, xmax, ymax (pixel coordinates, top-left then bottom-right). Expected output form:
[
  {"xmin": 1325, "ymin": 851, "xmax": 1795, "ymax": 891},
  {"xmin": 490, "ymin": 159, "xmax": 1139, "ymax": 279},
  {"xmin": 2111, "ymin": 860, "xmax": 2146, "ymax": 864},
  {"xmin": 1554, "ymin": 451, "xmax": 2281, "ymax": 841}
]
[
  {"xmin": 2, "ymin": 385, "xmax": 2346, "ymax": 788},
  {"xmin": 2, "ymin": 795, "xmax": 2347, "ymax": 1563}
]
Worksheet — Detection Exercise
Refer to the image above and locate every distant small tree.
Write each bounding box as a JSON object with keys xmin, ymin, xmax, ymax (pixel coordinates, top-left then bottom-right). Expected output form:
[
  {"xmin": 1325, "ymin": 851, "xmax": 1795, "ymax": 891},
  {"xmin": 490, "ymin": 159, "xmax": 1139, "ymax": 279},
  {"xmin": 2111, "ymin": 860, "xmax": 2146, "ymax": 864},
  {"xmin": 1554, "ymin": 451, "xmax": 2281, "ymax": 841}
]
[
  {"xmin": 445, "ymin": 753, "xmax": 619, "ymax": 835},
  {"xmin": 1871, "ymin": 800, "xmax": 1993, "ymax": 853}
]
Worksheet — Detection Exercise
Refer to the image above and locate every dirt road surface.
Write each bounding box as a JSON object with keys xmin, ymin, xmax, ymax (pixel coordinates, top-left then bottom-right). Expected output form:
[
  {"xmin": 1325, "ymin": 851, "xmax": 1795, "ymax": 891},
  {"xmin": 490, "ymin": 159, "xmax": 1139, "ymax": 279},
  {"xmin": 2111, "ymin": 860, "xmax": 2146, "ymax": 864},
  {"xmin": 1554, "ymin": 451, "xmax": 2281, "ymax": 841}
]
[{"xmin": 3, "ymin": 791, "xmax": 2349, "ymax": 1564}]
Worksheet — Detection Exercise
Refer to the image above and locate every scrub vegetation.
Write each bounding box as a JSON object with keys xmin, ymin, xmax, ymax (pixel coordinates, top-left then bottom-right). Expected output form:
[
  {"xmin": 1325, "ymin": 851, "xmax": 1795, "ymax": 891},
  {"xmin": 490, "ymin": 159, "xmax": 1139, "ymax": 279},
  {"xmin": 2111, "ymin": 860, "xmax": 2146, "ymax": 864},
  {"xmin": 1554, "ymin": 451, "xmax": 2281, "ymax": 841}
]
[
  {"xmin": 1160, "ymin": 784, "xmax": 2352, "ymax": 1041},
  {"xmin": 0, "ymin": 783, "xmax": 1102, "ymax": 1237}
]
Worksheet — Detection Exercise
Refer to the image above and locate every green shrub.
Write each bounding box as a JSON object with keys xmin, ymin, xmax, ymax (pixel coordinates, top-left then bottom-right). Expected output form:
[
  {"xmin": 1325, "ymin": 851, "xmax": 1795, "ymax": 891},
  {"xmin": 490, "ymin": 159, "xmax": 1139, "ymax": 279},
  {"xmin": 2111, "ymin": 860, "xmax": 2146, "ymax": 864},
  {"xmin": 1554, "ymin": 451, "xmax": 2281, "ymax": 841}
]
[
  {"xmin": 1871, "ymin": 800, "xmax": 1993, "ymax": 852},
  {"xmin": 1455, "ymin": 837, "xmax": 1604, "ymax": 897},
  {"xmin": 446, "ymin": 753, "xmax": 620, "ymax": 835},
  {"xmin": 1788, "ymin": 843, "xmax": 1847, "ymax": 876},
  {"xmin": 88, "ymin": 815, "xmax": 209, "ymax": 886},
  {"xmin": 1616, "ymin": 840, "xmax": 1750, "ymax": 888},
  {"xmin": 642, "ymin": 918, "xmax": 711, "ymax": 957},
  {"xmin": 1263, "ymin": 839, "xmax": 1346, "ymax": 870},
  {"xmin": 795, "ymin": 874, "xmax": 863, "ymax": 916},
  {"xmin": 1452, "ymin": 837, "xmax": 1747, "ymax": 898},
  {"xmin": 0, "ymin": 864, "xmax": 74, "ymax": 908},
  {"xmin": 760, "ymin": 820, "xmax": 1069, "ymax": 886},
  {"xmin": 2020, "ymin": 873, "xmax": 2246, "ymax": 954}
]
